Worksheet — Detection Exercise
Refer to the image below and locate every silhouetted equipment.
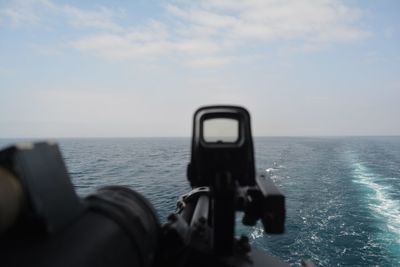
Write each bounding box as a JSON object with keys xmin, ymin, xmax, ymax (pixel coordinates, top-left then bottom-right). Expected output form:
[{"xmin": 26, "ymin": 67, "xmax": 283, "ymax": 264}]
[
  {"xmin": 164, "ymin": 106, "xmax": 286, "ymax": 266},
  {"xmin": 0, "ymin": 142, "xmax": 159, "ymax": 267},
  {"xmin": 0, "ymin": 105, "xmax": 292, "ymax": 267}
]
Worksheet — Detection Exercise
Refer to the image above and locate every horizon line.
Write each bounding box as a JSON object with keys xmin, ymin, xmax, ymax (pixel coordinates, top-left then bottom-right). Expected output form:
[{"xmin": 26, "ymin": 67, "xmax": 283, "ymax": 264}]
[{"xmin": 1, "ymin": 135, "xmax": 400, "ymax": 139}]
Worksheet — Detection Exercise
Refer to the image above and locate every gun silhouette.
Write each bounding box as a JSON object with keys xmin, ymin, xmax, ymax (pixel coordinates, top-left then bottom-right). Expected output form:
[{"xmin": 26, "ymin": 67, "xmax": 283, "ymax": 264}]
[
  {"xmin": 160, "ymin": 106, "xmax": 286, "ymax": 267},
  {"xmin": 0, "ymin": 106, "xmax": 298, "ymax": 267}
]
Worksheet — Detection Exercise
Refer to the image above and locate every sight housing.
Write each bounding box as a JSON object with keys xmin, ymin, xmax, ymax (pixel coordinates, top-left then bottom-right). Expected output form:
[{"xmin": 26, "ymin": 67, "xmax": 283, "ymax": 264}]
[
  {"xmin": 188, "ymin": 105, "xmax": 255, "ymax": 188},
  {"xmin": 182, "ymin": 105, "xmax": 285, "ymax": 259}
]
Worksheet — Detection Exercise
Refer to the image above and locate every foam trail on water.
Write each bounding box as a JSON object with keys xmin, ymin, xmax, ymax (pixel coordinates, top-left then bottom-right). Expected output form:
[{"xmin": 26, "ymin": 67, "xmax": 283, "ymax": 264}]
[
  {"xmin": 351, "ymin": 161, "xmax": 400, "ymax": 244},
  {"xmin": 250, "ymin": 227, "xmax": 264, "ymax": 240}
]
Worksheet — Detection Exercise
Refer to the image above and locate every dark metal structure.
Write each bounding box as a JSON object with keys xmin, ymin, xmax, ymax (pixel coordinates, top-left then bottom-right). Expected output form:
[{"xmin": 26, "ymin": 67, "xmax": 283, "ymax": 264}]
[{"xmin": 0, "ymin": 106, "xmax": 299, "ymax": 267}]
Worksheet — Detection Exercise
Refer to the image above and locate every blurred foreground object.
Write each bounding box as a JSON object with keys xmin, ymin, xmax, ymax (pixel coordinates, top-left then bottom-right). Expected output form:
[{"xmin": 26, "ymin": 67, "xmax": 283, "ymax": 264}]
[
  {"xmin": 0, "ymin": 142, "xmax": 159, "ymax": 267},
  {"xmin": 0, "ymin": 106, "xmax": 313, "ymax": 266}
]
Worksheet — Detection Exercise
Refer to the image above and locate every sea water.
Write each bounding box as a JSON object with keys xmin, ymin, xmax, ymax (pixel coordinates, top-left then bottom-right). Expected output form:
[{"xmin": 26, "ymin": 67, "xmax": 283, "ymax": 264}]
[{"xmin": 0, "ymin": 137, "xmax": 399, "ymax": 266}]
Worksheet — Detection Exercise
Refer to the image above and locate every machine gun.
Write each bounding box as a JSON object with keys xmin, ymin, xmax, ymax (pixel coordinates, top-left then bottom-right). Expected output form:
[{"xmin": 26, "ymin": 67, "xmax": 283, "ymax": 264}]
[
  {"xmin": 160, "ymin": 106, "xmax": 286, "ymax": 267},
  {"xmin": 0, "ymin": 105, "xmax": 292, "ymax": 267}
]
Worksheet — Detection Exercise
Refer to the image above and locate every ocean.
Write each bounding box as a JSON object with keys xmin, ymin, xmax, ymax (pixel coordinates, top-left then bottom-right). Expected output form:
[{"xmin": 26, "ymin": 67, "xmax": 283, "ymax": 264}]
[{"xmin": 0, "ymin": 137, "xmax": 399, "ymax": 266}]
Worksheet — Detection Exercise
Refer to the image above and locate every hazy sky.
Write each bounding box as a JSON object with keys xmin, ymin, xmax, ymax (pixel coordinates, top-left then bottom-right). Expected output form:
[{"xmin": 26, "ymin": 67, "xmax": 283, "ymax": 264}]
[{"xmin": 1, "ymin": 0, "xmax": 399, "ymax": 137}]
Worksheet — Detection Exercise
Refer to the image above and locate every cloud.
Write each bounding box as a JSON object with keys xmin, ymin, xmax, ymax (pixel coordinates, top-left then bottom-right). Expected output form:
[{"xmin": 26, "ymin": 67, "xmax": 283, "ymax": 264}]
[
  {"xmin": 70, "ymin": 0, "xmax": 370, "ymax": 66},
  {"xmin": 168, "ymin": 0, "xmax": 370, "ymax": 43},
  {"xmin": 0, "ymin": 0, "xmax": 123, "ymax": 30},
  {"xmin": 187, "ymin": 56, "xmax": 233, "ymax": 68},
  {"xmin": 70, "ymin": 21, "xmax": 172, "ymax": 60},
  {"xmin": 1, "ymin": 0, "xmax": 371, "ymax": 67},
  {"xmin": 71, "ymin": 34, "xmax": 171, "ymax": 60},
  {"xmin": 0, "ymin": 0, "xmax": 50, "ymax": 26},
  {"xmin": 61, "ymin": 5, "xmax": 123, "ymax": 32}
]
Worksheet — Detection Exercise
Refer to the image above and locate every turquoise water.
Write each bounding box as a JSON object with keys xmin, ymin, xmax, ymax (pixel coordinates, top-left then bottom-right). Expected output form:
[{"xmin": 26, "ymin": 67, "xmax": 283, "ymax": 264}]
[{"xmin": 1, "ymin": 137, "xmax": 399, "ymax": 266}]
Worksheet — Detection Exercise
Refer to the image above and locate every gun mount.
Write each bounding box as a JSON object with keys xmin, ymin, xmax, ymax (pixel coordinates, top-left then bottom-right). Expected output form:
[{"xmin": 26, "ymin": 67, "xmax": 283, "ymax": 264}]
[
  {"xmin": 161, "ymin": 106, "xmax": 287, "ymax": 266},
  {"xmin": 0, "ymin": 105, "xmax": 301, "ymax": 267}
]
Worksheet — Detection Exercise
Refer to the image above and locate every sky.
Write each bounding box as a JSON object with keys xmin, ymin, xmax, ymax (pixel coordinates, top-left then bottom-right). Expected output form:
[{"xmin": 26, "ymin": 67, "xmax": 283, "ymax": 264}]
[{"xmin": 0, "ymin": 0, "xmax": 399, "ymax": 137}]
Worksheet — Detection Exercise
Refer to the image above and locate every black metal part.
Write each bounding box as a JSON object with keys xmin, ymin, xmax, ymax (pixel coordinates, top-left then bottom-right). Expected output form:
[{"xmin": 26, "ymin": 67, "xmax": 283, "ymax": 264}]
[
  {"xmin": 0, "ymin": 167, "xmax": 23, "ymax": 233},
  {"xmin": 1, "ymin": 186, "xmax": 161, "ymax": 267},
  {"xmin": 242, "ymin": 174, "xmax": 285, "ymax": 234},
  {"xmin": 167, "ymin": 193, "xmax": 289, "ymax": 267},
  {"xmin": 190, "ymin": 195, "xmax": 209, "ymax": 227},
  {"xmin": 188, "ymin": 105, "xmax": 255, "ymax": 188},
  {"xmin": 186, "ymin": 105, "xmax": 286, "ymax": 256},
  {"xmin": 0, "ymin": 142, "xmax": 82, "ymax": 234},
  {"xmin": 181, "ymin": 201, "xmax": 195, "ymax": 224},
  {"xmin": 0, "ymin": 104, "xmax": 290, "ymax": 267},
  {"xmin": 256, "ymin": 174, "xmax": 285, "ymax": 234},
  {"xmin": 163, "ymin": 212, "xmax": 191, "ymax": 248},
  {"xmin": 212, "ymin": 172, "xmax": 235, "ymax": 256},
  {"xmin": 1, "ymin": 209, "xmax": 142, "ymax": 267},
  {"xmin": 187, "ymin": 105, "xmax": 257, "ymax": 256},
  {"xmin": 86, "ymin": 186, "xmax": 160, "ymax": 267}
]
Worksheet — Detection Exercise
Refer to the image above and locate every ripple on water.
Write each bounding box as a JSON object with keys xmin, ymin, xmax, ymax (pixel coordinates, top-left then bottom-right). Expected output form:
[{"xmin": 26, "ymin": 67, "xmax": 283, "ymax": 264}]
[{"xmin": 2, "ymin": 137, "xmax": 396, "ymax": 266}]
